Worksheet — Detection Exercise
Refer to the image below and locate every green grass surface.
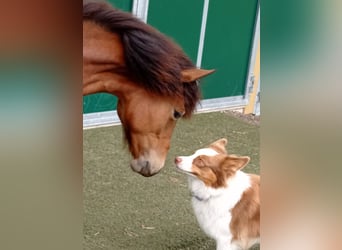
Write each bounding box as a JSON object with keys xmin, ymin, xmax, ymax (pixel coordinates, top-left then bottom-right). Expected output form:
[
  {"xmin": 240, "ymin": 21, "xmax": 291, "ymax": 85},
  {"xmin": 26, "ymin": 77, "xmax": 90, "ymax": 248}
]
[{"xmin": 84, "ymin": 111, "xmax": 260, "ymax": 250}]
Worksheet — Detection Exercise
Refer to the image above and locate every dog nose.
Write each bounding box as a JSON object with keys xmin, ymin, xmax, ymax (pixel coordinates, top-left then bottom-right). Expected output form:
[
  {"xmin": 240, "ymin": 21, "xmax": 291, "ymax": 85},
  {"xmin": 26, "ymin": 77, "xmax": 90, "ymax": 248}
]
[{"xmin": 174, "ymin": 157, "xmax": 182, "ymax": 164}]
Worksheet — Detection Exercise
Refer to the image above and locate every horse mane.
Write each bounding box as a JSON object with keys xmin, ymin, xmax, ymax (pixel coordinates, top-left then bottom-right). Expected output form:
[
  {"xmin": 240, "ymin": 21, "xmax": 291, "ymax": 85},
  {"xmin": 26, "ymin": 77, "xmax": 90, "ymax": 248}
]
[{"xmin": 83, "ymin": 1, "xmax": 200, "ymax": 117}]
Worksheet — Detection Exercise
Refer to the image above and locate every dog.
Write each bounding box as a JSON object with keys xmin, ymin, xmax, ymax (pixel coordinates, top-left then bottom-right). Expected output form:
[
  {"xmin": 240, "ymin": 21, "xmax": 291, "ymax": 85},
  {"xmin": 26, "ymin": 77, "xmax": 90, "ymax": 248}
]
[{"xmin": 175, "ymin": 138, "xmax": 260, "ymax": 250}]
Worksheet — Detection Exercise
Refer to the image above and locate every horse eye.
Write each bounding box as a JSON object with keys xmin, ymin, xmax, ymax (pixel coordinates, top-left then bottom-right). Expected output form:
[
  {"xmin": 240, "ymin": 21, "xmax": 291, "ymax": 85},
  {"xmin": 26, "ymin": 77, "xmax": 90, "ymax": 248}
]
[{"xmin": 173, "ymin": 110, "xmax": 183, "ymax": 119}]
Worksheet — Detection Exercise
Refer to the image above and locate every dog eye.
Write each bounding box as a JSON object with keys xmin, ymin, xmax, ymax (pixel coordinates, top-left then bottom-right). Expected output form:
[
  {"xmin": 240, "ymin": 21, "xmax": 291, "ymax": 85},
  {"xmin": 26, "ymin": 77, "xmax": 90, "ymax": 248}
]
[
  {"xmin": 195, "ymin": 156, "xmax": 205, "ymax": 166},
  {"xmin": 173, "ymin": 110, "xmax": 184, "ymax": 120}
]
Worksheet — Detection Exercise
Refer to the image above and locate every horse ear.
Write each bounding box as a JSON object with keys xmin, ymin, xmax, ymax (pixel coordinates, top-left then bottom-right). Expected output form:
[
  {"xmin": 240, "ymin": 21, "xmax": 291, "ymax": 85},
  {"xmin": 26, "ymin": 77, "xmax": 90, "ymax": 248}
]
[{"xmin": 181, "ymin": 68, "xmax": 215, "ymax": 83}]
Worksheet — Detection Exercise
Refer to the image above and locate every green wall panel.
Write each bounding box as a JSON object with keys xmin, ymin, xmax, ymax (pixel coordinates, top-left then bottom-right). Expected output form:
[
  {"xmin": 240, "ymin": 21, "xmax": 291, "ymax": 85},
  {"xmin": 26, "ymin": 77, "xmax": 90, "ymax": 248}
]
[
  {"xmin": 200, "ymin": 0, "xmax": 258, "ymax": 99},
  {"xmin": 83, "ymin": 0, "xmax": 132, "ymax": 114},
  {"xmin": 83, "ymin": 93, "xmax": 118, "ymax": 114},
  {"xmin": 107, "ymin": 0, "xmax": 132, "ymax": 11},
  {"xmin": 147, "ymin": 0, "xmax": 204, "ymax": 63}
]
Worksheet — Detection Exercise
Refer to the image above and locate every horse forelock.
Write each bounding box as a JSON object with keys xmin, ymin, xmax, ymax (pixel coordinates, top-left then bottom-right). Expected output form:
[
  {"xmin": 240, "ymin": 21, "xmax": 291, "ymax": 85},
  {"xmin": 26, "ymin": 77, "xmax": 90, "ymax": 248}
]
[{"xmin": 83, "ymin": 1, "xmax": 200, "ymax": 117}]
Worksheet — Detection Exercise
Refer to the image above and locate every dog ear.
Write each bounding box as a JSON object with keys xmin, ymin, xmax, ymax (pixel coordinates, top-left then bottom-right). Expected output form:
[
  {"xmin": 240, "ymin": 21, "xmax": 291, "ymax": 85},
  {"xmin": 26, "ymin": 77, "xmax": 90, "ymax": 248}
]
[
  {"xmin": 209, "ymin": 138, "xmax": 228, "ymax": 154},
  {"xmin": 223, "ymin": 155, "xmax": 250, "ymax": 172}
]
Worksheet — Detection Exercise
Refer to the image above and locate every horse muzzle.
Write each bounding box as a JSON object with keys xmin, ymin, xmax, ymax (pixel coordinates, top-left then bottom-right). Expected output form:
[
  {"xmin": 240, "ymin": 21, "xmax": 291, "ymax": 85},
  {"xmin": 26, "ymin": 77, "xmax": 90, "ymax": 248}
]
[{"xmin": 130, "ymin": 158, "xmax": 164, "ymax": 177}]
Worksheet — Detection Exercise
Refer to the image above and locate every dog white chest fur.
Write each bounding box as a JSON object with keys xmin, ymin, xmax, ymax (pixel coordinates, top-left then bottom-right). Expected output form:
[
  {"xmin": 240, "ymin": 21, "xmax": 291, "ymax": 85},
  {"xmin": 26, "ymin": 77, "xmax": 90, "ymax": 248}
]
[{"xmin": 189, "ymin": 171, "xmax": 251, "ymax": 250}]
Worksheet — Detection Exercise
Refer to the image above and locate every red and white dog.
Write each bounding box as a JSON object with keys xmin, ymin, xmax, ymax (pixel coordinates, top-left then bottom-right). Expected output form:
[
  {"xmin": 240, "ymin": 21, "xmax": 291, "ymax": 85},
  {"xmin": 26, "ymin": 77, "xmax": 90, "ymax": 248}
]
[{"xmin": 175, "ymin": 138, "xmax": 260, "ymax": 250}]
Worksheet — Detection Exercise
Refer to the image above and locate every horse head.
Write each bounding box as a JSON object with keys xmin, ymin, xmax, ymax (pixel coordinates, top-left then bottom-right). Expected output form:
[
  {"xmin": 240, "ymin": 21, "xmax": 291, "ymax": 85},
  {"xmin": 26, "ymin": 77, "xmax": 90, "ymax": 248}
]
[{"xmin": 83, "ymin": 2, "xmax": 215, "ymax": 176}]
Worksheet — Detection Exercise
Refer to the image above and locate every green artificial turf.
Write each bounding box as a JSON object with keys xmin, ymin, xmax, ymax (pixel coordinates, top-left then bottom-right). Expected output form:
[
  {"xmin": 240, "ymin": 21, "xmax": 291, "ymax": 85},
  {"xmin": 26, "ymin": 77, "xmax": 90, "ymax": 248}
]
[{"xmin": 84, "ymin": 111, "xmax": 260, "ymax": 250}]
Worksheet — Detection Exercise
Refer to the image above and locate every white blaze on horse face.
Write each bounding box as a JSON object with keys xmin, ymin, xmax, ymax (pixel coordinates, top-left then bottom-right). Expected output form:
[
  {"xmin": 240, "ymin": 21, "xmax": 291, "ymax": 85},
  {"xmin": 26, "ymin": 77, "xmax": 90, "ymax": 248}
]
[{"xmin": 176, "ymin": 148, "xmax": 218, "ymax": 173}]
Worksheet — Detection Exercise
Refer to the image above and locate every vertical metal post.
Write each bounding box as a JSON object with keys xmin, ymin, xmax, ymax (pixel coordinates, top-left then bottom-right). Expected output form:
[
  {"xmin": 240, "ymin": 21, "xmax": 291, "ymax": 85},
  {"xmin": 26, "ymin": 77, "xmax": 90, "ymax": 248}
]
[
  {"xmin": 243, "ymin": 1, "xmax": 260, "ymax": 100},
  {"xmin": 132, "ymin": 0, "xmax": 150, "ymax": 22},
  {"xmin": 196, "ymin": 0, "xmax": 210, "ymax": 68}
]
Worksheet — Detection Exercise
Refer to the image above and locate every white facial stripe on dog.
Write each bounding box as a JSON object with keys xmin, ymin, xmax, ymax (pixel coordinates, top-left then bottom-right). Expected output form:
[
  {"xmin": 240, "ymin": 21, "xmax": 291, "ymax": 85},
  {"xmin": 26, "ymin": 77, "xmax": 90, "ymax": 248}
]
[
  {"xmin": 194, "ymin": 148, "xmax": 219, "ymax": 157},
  {"xmin": 176, "ymin": 148, "xmax": 218, "ymax": 172}
]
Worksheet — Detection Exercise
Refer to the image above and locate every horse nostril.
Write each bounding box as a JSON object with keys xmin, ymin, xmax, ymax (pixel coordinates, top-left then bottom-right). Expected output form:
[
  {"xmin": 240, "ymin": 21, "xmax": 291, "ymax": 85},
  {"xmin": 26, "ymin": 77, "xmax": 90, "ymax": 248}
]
[
  {"xmin": 144, "ymin": 161, "xmax": 150, "ymax": 168},
  {"xmin": 138, "ymin": 161, "xmax": 152, "ymax": 177},
  {"xmin": 175, "ymin": 157, "xmax": 182, "ymax": 164}
]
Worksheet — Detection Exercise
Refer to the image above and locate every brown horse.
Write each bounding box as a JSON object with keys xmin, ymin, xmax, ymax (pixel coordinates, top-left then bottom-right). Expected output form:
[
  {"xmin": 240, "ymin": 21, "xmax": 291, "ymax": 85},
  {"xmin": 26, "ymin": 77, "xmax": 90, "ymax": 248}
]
[{"xmin": 83, "ymin": 2, "xmax": 214, "ymax": 177}]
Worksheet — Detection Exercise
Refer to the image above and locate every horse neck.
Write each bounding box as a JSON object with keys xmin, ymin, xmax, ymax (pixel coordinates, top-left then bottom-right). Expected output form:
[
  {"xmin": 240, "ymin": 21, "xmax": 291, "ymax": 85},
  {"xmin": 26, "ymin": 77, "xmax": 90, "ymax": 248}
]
[
  {"xmin": 83, "ymin": 62, "xmax": 141, "ymax": 101},
  {"xmin": 83, "ymin": 21, "xmax": 136, "ymax": 98}
]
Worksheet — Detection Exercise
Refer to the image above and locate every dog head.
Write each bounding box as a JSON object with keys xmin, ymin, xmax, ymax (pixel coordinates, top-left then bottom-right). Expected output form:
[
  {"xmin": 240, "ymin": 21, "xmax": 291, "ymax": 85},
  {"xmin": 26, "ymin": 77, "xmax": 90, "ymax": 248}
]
[{"xmin": 175, "ymin": 138, "xmax": 250, "ymax": 188}]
